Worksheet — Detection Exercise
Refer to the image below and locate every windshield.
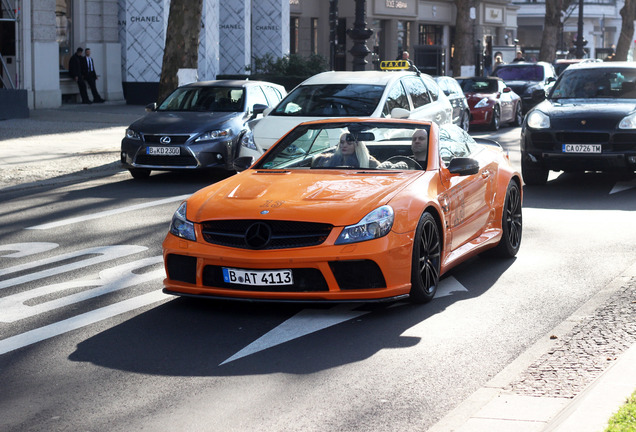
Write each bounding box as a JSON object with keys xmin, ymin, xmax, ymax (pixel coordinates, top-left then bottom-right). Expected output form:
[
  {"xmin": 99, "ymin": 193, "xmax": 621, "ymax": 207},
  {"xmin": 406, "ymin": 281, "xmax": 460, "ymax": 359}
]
[
  {"xmin": 550, "ymin": 68, "xmax": 636, "ymax": 99},
  {"xmin": 254, "ymin": 122, "xmax": 432, "ymax": 171},
  {"xmin": 272, "ymin": 84, "xmax": 385, "ymax": 117},
  {"xmin": 458, "ymin": 78, "xmax": 498, "ymax": 93},
  {"xmin": 158, "ymin": 86, "xmax": 245, "ymax": 112},
  {"xmin": 494, "ymin": 65, "xmax": 545, "ymax": 81}
]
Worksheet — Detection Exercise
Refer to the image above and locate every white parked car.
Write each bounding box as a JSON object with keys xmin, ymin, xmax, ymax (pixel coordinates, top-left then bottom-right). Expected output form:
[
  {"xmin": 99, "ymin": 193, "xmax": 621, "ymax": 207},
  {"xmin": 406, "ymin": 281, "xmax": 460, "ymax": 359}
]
[{"xmin": 239, "ymin": 66, "xmax": 453, "ymax": 161}]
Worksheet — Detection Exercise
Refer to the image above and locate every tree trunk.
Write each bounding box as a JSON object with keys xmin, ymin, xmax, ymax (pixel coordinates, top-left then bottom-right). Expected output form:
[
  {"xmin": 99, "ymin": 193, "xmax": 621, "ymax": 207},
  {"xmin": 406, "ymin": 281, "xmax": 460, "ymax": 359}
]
[
  {"xmin": 452, "ymin": 0, "xmax": 474, "ymax": 77},
  {"xmin": 157, "ymin": 0, "xmax": 203, "ymax": 103},
  {"xmin": 539, "ymin": 0, "xmax": 562, "ymax": 62},
  {"xmin": 616, "ymin": 0, "xmax": 636, "ymax": 60}
]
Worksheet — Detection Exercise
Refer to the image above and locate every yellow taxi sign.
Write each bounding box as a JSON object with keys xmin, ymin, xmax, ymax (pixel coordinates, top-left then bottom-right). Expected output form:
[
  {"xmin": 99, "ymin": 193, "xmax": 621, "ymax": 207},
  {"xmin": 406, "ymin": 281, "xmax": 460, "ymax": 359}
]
[{"xmin": 380, "ymin": 60, "xmax": 410, "ymax": 70}]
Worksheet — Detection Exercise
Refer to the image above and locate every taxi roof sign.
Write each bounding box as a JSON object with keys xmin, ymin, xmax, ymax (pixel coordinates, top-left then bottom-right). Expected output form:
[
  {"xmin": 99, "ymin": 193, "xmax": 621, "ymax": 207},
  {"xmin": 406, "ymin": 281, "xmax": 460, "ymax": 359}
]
[{"xmin": 380, "ymin": 60, "xmax": 410, "ymax": 70}]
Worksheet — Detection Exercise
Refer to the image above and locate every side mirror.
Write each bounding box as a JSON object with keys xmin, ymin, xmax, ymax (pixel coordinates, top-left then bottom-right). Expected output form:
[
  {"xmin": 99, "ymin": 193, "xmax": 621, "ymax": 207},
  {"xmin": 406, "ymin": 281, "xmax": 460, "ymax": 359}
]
[
  {"xmin": 145, "ymin": 102, "xmax": 157, "ymax": 112},
  {"xmin": 391, "ymin": 107, "xmax": 411, "ymax": 119},
  {"xmin": 531, "ymin": 88, "xmax": 546, "ymax": 102},
  {"xmin": 233, "ymin": 156, "xmax": 254, "ymax": 172},
  {"xmin": 447, "ymin": 157, "xmax": 479, "ymax": 176},
  {"xmin": 252, "ymin": 103, "xmax": 269, "ymax": 116}
]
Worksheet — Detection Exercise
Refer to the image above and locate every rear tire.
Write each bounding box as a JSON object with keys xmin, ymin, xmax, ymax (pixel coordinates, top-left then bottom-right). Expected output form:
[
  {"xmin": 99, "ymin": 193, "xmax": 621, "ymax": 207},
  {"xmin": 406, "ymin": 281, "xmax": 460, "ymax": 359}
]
[
  {"xmin": 491, "ymin": 181, "xmax": 522, "ymax": 257},
  {"xmin": 129, "ymin": 168, "xmax": 151, "ymax": 179},
  {"xmin": 512, "ymin": 102, "xmax": 523, "ymax": 126},
  {"xmin": 410, "ymin": 212, "xmax": 441, "ymax": 303},
  {"xmin": 461, "ymin": 110, "xmax": 471, "ymax": 131}
]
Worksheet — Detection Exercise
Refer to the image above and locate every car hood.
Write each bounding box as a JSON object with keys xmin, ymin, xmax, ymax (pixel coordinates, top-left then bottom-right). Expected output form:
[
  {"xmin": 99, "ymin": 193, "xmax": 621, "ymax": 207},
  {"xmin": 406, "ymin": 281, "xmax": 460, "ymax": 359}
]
[
  {"xmin": 538, "ymin": 99, "xmax": 636, "ymax": 128},
  {"xmin": 187, "ymin": 169, "xmax": 422, "ymax": 225},
  {"xmin": 504, "ymin": 81, "xmax": 541, "ymax": 94},
  {"xmin": 129, "ymin": 111, "xmax": 242, "ymax": 134}
]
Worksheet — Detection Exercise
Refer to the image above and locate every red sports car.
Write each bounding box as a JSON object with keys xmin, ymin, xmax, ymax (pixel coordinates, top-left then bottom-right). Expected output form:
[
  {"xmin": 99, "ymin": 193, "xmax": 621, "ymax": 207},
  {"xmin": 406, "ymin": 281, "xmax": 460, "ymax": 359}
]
[{"xmin": 457, "ymin": 76, "xmax": 523, "ymax": 131}]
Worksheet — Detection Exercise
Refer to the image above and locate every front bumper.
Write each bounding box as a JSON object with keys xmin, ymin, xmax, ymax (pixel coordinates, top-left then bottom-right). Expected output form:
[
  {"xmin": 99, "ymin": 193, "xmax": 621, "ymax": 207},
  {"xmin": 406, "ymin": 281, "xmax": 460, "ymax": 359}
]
[
  {"xmin": 521, "ymin": 129, "xmax": 636, "ymax": 172},
  {"xmin": 121, "ymin": 137, "xmax": 236, "ymax": 171},
  {"xmin": 162, "ymin": 228, "xmax": 415, "ymax": 302}
]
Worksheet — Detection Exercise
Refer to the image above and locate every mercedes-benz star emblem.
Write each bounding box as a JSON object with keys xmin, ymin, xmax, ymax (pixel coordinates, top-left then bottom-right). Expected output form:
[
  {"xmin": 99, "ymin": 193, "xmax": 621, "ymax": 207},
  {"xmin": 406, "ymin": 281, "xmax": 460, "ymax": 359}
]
[
  {"xmin": 244, "ymin": 222, "xmax": 272, "ymax": 249},
  {"xmin": 160, "ymin": 136, "xmax": 172, "ymax": 144}
]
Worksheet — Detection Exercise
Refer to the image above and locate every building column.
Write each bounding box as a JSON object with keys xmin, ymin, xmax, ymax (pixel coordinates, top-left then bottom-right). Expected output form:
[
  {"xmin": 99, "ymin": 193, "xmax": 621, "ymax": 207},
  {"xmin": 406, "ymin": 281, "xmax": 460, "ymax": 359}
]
[{"xmin": 252, "ymin": 0, "xmax": 290, "ymax": 61}]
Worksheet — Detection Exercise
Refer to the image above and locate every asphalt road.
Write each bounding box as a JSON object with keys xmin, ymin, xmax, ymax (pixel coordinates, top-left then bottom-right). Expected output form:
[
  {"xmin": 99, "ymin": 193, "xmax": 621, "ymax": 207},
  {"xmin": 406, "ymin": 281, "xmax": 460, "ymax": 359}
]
[{"xmin": 1, "ymin": 122, "xmax": 635, "ymax": 431}]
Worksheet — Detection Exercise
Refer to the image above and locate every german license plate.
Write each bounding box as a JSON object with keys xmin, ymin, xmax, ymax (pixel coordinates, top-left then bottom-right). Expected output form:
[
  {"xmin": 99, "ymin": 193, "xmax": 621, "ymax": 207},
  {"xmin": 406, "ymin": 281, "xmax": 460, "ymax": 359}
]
[
  {"xmin": 222, "ymin": 268, "xmax": 293, "ymax": 286},
  {"xmin": 147, "ymin": 146, "xmax": 180, "ymax": 156},
  {"xmin": 562, "ymin": 144, "xmax": 602, "ymax": 153}
]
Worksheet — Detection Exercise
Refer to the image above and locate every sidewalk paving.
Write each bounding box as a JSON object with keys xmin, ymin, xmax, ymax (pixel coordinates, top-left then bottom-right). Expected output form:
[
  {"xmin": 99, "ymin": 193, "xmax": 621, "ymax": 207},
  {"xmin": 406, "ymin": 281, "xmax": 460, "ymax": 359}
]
[{"xmin": 1, "ymin": 102, "xmax": 635, "ymax": 432}]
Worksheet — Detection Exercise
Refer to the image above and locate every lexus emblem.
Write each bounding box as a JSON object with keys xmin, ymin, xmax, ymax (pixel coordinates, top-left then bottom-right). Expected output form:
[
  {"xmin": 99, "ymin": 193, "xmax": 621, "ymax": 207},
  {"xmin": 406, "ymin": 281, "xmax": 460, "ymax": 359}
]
[
  {"xmin": 245, "ymin": 222, "xmax": 272, "ymax": 249},
  {"xmin": 160, "ymin": 136, "xmax": 172, "ymax": 144}
]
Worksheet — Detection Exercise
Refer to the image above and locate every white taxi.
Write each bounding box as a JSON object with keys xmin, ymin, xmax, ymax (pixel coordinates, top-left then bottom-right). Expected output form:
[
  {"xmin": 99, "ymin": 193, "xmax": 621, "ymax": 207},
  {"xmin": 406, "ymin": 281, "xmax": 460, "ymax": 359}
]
[{"xmin": 239, "ymin": 61, "xmax": 453, "ymax": 161}]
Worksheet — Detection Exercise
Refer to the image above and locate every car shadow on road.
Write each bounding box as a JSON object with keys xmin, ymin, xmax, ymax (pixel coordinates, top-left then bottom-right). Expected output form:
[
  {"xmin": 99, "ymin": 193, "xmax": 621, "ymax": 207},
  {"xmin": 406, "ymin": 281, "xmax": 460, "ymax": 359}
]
[
  {"xmin": 68, "ymin": 256, "xmax": 516, "ymax": 377},
  {"xmin": 522, "ymin": 171, "xmax": 636, "ymax": 211}
]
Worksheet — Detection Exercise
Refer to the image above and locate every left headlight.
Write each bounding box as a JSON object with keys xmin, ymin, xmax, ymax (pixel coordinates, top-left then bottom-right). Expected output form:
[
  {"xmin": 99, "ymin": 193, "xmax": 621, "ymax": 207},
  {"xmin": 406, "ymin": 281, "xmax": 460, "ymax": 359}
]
[
  {"xmin": 526, "ymin": 110, "xmax": 550, "ymax": 129},
  {"xmin": 169, "ymin": 202, "xmax": 196, "ymax": 241},
  {"xmin": 195, "ymin": 128, "xmax": 231, "ymax": 142},
  {"xmin": 126, "ymin": 128, "xmax": 141, "ymax": 140},
  {"xmin": 240, "ymin": 130, "xmax": 257, "ymax": 150},
  {"xmin": 335, "ymin": 206, "xmax": 394, "ymax": 245},
  {"xmin": 474, "ymin": 97, "xmax": 490, "ymax": 108},
  {"xmin": 619, "ymin": 112, "xmax": 636, "ymax": 129}
]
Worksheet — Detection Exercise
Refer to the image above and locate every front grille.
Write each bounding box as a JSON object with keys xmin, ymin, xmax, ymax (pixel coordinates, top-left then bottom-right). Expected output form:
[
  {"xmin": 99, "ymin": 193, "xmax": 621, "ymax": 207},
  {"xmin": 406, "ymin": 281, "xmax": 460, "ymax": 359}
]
[
  {"xmin": 329, "ymin": 260, "xmax": 386, "ymax": 290},
  {"xmin": 201, "ymin": 220, "xmax": 333, "ymax": 250},
  {"xmin": 612, "ymin": 134, "xmax": 636, "ymax": 151},
  {"xmin": 143, "ymin": 134, "xmax": 190, "ymax": 144},
  {"xmin": 134, "ymin": 154, "xmax": 198, "ymax": 167},
  {"xmin": 166, "ymin": 254, "xmax": 197, "ymax": 284},
  {"xmin": 202, "ymin": 266, "xmax": 328, "ymax": 292},
  {"xmin": 556, "ymin": 132, "xmax": 609, "ymax": 144}
]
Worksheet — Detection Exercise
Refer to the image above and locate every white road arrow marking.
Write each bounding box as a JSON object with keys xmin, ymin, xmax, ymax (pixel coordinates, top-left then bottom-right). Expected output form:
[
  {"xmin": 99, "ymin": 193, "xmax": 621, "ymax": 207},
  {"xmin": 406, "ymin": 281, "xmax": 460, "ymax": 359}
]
[
  {"xmin": 0, "ymin": 242, "xmax": 59, "ymax": 258},
  {"xmin": 610, "ymin": 178, "xmax": 636, "ymax": 194},
  {"xmin": 220, "ymin": 304, "xmax": 369, "ymax": 365},
  {"xmin": 26, "ymin": 194, "xmax": 190, "ymax": 230},
  {"xmin": 220, "ymin": 277, "xmax": 469, "ymax": 365}
]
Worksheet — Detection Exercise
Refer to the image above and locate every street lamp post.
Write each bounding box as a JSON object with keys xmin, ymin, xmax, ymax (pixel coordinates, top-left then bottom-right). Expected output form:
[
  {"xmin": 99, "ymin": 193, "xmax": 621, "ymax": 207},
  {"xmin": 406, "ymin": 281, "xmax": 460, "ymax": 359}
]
[
  {"xmin": 347, "ymin": 0, "xmax": 373, "ymax": 71},
  {"xmin": 575, "ymin": 0, "xmax": 585, "ymax": 59}
]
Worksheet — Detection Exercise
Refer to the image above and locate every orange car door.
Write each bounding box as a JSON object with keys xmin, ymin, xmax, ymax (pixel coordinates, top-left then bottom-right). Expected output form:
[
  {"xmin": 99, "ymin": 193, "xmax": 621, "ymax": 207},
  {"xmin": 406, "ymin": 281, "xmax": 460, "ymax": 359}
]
[{"xmin": 439, "ymin": 133, "xmax": 491, "ymax": 251}]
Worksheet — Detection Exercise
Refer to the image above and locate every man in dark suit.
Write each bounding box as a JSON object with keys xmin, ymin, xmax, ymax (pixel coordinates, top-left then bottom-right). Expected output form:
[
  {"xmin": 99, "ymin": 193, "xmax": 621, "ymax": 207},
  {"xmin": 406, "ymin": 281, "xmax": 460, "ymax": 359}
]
[
  {"xmin": 68, "ymin": 47, "xmax": 90, "ymax": 104},
  {"xmin": 83, "ymin": 48, "xmax": 105, "ymax": 103}
]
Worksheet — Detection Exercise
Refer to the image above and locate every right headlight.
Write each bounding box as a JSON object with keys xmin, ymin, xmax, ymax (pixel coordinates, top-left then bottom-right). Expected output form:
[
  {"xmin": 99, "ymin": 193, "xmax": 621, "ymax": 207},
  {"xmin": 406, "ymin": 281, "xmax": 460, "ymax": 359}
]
[
  {"xmin": 526, "ymin": 110, "xmax": 550, "ymax": 129},
  {"xmin": 169, "ymin": 202, "xmax": 196, "ymax": 241},
  {"xmin": 125, "ymin": 128, "xmax": 141, "ymax": 140}
]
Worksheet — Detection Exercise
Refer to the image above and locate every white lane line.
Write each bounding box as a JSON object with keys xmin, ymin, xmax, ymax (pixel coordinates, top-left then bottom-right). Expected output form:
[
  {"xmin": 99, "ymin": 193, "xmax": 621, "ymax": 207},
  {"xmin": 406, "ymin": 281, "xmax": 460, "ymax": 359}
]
[
  {"xmin": 0, "ymin": 242, "xmax": 59, "ymax": 258},
  {"xmin": 26, "ymin": 194, "xmax": 191, "ymax": 230},
  {"xmin": 0, "ymin": 290, "xmax": 170, "ymax": 356}
]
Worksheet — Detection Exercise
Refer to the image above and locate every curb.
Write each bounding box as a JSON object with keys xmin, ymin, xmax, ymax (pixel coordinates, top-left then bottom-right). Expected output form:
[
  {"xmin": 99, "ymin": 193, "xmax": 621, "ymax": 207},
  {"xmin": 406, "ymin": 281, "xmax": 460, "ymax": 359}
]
[{"xmin": 428, "ymin": 260, "xmax": 636, "ymax": 432}]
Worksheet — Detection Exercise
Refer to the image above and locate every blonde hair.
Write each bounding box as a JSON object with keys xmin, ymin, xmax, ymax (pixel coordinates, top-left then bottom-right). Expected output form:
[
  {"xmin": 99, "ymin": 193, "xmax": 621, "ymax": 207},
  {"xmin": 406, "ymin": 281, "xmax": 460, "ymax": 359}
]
[{"xmin": 335, "ymin": 133, "xmax": 373, "ymax": 168}]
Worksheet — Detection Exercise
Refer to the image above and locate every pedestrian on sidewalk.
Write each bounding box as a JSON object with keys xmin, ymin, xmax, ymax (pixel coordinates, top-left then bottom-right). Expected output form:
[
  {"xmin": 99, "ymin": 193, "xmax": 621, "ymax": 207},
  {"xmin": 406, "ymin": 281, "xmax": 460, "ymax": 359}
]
[
  {"xmin": 69, "ymin": 47, "xmax": 91, "ymax": 104},
  {"xmin": 83, "ymin": 48, "xmax": 105, "ymax": 103}
]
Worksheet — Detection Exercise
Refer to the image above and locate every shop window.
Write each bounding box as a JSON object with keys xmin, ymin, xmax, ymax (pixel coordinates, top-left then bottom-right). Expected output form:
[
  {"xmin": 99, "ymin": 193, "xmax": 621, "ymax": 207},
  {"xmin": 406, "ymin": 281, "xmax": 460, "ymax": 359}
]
[
  {"xmin": 419, "ymin": 25, "xmax": 442, "ymax": 46},
  {"xmin": 290, "ymin": 17, "xmax": 300, "ymax": 54},
  {"xmin": 311, "ymin": 18, "xmax": 318, "ymax": 55},
  {"xmin": 57, "ymin": 0, "xmax": 73, "ymax": 73}
]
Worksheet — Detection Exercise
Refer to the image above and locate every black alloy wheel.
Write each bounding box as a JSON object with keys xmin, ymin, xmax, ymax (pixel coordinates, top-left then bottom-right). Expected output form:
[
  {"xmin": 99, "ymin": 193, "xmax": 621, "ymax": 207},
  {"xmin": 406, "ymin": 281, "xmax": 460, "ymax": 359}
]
[
  {"xmin": 491, "ymin": 181, "xmax": 522, "ymax": 257},
  {"xmin": 410, "ymin": 212, "xmax": 441, "ymax": 303},
  {"xmin": 490, "ymin": 106, "xmax": 500, "ymax": 131}
]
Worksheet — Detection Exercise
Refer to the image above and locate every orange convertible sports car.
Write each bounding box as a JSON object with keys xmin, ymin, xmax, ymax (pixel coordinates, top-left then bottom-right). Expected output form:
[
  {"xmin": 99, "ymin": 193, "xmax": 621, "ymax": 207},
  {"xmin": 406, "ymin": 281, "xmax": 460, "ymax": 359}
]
[{"xmin": 162, "ymin": 119, "xmax": 522, "ymax": 303}]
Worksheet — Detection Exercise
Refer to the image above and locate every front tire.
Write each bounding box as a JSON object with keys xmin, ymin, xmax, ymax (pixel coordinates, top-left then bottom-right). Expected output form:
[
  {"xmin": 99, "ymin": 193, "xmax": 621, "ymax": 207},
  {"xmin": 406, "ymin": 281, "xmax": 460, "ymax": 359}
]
[
  {"xmin": 491, "ymin": 180, "xmax": 522, "ymax": 257},
  {"xmin": 512, "ymin": 102, "xmax": 523, "ymax": 126},
  {"xmin": 521, "ymin": 157, "xmax": 548, "ymax": 185},
  {"xmin": 410, "ymin": 212, "xmax": 441, "ymax": 303},
  {"xmin": 489, "ymin": 106, "xmax": 500, "ymax": 131},
  {"xmin": 461, "ymin": 110, "xmax": 471, "ymax": 131}
]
